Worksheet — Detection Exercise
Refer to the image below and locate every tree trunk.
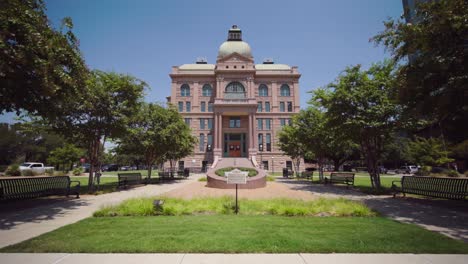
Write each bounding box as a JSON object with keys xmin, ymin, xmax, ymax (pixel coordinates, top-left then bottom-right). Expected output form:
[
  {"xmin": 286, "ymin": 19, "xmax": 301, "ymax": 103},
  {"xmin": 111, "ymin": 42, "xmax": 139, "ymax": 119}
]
[
  {"xmin": 318, "ymin": 158, "xmax": 325, "ymax": 182},
  {"xmin": 333, "ymin": 159, "xmax": 341, "ymax": 172}
]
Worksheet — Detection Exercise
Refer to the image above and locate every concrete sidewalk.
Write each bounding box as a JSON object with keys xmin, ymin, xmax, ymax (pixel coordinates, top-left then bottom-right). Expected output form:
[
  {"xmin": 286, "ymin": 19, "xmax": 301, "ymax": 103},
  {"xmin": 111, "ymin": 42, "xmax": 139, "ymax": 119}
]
[
  {"xmin": 0, "ymin": 253, "xmax": 467, "ymax": 264},
  {"xmin": 0, "ymin": 175, "xmax": 203, "ymax": 248}
]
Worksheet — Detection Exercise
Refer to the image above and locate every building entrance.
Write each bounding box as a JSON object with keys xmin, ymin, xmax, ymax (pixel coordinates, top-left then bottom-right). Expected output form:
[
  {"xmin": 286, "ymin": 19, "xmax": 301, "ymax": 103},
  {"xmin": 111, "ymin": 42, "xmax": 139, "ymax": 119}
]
[
  {"xmin": 223, "ymin": 133, "xmax": 247, "ymax": 157},
  {"xmin": 228, "ymin": 141, "xmax": 241, "ymax": 157}
]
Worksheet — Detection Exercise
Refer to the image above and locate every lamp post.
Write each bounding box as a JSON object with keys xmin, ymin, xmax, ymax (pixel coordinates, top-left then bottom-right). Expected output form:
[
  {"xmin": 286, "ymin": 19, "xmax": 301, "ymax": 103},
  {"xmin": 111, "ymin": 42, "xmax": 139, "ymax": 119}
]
[
  {"xmin": 259, "ymin": 144, "xmax": 263, "ymax": 169},
  {"xmin": 271, "ymin": 156, "xmax": 274, "ymax": 175}
]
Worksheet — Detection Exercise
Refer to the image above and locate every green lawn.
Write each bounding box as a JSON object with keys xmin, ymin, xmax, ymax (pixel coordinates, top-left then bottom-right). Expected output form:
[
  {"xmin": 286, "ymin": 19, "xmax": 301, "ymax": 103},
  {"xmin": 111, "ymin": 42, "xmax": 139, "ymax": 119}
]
[{"xmin": 2, "ymin": 215, "xmax": 467, "ymax": 253}]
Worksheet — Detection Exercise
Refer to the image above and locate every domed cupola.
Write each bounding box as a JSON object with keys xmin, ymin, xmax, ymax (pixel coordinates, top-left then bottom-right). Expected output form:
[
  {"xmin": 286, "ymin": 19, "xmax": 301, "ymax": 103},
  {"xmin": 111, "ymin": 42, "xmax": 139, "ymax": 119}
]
[{"xmin": 217, "ymin": 25, "xmax": 253, "ymax": 59}]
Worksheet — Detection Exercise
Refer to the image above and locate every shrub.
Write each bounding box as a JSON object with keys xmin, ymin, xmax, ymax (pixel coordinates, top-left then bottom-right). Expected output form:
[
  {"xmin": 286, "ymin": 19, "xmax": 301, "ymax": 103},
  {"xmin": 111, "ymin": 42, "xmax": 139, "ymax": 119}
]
[
  {"xmin": 447, "ymin": 170, "xmax": 459, "ymax": 177},
  {"xmin": 0, "ymin": 165, "xmax": 8, "ymax": 173},
  {"xmin": 93, "ymin": 196, "xmax": 376, "ymax": 217},
  {"xmin": 21, "ymin": 169, "xmax": 35, "ymax": 176},
  {"xmin": 72, "ymin": 167, "xmax": 83, "ymax": 176},
  {"xmin": 198, "ymin": 177, "xmax": 207, "ymax": 182},
  {"xmin": 266, "ymin": 176, "xmax": 275, "ymax": 182},
  {"xmin": 5, "ymin": 164, "xmax": 21, "ymax": 176},
  {"xmin": 45, "ymin": 168, "xmax": 55, "ymax": 176},
  {"xmin": 415, "ymin": 166, "xmax": 431, "ymax": 176},
  {"xmin": 215, "ymin": 167, "xmax": 258, "ymax": 177}
]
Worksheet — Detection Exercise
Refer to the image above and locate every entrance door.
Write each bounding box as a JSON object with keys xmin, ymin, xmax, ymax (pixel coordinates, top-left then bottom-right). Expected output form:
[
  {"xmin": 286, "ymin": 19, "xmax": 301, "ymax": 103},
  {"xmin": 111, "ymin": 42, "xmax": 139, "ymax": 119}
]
[{"xmin": 229, "ymin": 141, "xmax": 241, "ymax": 157}]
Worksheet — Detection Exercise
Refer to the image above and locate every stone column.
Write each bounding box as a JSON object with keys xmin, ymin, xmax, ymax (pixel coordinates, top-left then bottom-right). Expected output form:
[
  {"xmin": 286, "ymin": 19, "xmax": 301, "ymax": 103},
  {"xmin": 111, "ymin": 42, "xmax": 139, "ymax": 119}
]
[{"xmin": 271, "ymin": 81, "xmax": 278, "ymax": 110}]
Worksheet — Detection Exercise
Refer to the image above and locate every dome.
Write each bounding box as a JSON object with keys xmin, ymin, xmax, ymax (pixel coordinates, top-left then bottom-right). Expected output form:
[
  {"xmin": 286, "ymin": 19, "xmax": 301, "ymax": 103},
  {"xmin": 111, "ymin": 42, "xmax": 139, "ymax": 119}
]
[{"xmin": 218, "ymin": 41, "xmax": 252, "ymax": 59}]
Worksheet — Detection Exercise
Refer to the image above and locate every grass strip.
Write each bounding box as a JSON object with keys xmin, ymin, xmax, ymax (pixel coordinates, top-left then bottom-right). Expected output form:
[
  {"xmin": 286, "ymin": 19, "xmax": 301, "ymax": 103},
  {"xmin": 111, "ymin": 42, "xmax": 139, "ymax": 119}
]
[{"xmin": 2, "ymin": 215, "xmax": 467, "ymax": 253}]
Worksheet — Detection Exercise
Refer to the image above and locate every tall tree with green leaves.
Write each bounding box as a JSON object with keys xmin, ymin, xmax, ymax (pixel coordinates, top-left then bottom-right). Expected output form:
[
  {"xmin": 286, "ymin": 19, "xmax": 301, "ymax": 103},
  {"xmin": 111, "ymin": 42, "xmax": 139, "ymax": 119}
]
[
  {"xmin": 407, "ymin": 137, "xmax": 454, "ymax": 167},
  {"xmin": 321, "ymin": 61, "xmax": 400, "ymax": 189},
  {"xmin": 373, "ymin": 0, "xmax": 468, "ymax": 143},
  {"xmin": 118, "ymin": 103, "xmax": 196, "ymax": 179},
  {"xmin": 47, "ymin": 144, "xmax": 84, "ymax": 171},
  {"xmin": 0, "ymin": 0, "xmax": 88, "ymax": 118},
  {"xmin": 42, "ymin": 70, "xmax": 146, "ymax": 191},
  {"xmin": 278, "ymin": 122, "xmax": 307, "ymax": 176}
]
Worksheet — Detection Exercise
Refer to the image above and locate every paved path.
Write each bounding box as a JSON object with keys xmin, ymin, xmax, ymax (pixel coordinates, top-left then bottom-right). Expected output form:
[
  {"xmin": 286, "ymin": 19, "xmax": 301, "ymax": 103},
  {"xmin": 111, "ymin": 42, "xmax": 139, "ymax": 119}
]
[
  {"xmin": 279, "ymin": 178, "xmax": 468, "ymax": 242},
  {"xmin": 0, "ymin": 175, "xmax": 203, "ymax": 248},
  {"xmin": 0, "ymin": 253, "xmax": 467, "ymax": 264}
]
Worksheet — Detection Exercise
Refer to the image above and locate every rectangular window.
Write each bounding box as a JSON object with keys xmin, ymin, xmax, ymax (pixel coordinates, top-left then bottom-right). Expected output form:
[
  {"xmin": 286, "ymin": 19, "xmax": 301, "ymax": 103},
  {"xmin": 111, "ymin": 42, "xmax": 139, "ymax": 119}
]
[
  {"xmin": 287, "ymin": 101, "xmax": 292, "ymax": 112},
  {"xmin": 186, "ymin": 102, "xmax": 191, "ymax": 112},
  {"xmin": 288, "ymin": 118, "xmax": 292, "ymax": 125},
  {"xmin": 262, "ymin": 161, "xmax": 269, "ymax": 170},
  {"xmin": 207, "ymin": 134, "xmax": 213, "ymax": 151},
  {"xmin": 257, "ymin": 118, "xmax": 263, "ymax": 130},
  {"xmin": 266, "ymin": 133, "xmax": 271, "ymax": 151},
  {"xmin": 208, "ymin": 102, "xmax": 213, "ymax": 112},
  {"xmin": 178, "ymin": 102, "xmax": 183, "ymax": 112},
  {"xmin": 199, "ymin": 134, "xmax": 205, "ymax": 151},
  {"xmin": 207, "ymin": 118, "xmax": 213, "ymax": 129},
  {"xmin": 258, "ymin": 134, "xmax": 263, "ymax": 150},
  {"xmin": 265, "ymin": 119, "xmax": 271, "ymax": 130},
  {"xmin": 280, "ymin": 102, "xmax": 285, "ymax": 112},
  {"xmin": 265, "ymin": 102, "xmax": 270, "ymax": 112},
  {"xmin": 200, "ymin": 118, "xmax": 205, "ymax": 129},
  {"xmin": 201, "ymin": 101, "xmax": 206, "ymax": 112},
  {"xmin": 184, "ymin": 118, "xmax": 191, "ymax": 125},
  {"xmin": 229, "ymin": 117, "xmax": 241, "ymax": 128},
  {"xmin": 280, "ymin": 118, "xmax": 286, "ymax": 127},
  {"xmin": 257, "ymin": 102, "xmax": 263, "ymax": 112}
]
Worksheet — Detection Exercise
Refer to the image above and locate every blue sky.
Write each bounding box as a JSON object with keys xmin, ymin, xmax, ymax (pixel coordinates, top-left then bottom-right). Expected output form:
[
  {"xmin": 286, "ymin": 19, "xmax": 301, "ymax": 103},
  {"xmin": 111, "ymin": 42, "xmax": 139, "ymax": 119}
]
[{"xmin": 0, "ymin": 0, "xmax": 402, "ymax": 123}]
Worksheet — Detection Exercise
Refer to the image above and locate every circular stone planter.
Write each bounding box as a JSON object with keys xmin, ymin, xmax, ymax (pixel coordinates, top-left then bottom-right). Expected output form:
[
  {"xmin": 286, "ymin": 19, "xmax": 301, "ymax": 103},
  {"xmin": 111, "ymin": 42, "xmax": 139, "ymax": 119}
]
[{"xmin": 206, "ymin": 167, "xmax": 267, "ymax": 189}]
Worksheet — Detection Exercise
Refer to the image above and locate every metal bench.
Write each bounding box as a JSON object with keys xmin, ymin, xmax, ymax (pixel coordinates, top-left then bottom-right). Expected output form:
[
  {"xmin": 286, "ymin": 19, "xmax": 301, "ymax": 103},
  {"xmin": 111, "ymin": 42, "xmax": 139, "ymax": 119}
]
[
  {"xmin": 392, "ymin": 176, "xmax": 468, "ymax": 200},
  {"xmin": 117, "ymin": 173, "xmax": 144, "ymax": 188},
  {"xmin": 298, "ymin": 171, "xmax": 313, "ymax": 180},
  {"xmin": 158, "ymin": 168, "xmax": 189, "ymax": 182},
  {"xmin": 325, "ymin": 172, "xmax": 355, "ymax": 187},
  {"xmin": 0, "ymin": 176, "xmax": 80, "ymax": 200}
]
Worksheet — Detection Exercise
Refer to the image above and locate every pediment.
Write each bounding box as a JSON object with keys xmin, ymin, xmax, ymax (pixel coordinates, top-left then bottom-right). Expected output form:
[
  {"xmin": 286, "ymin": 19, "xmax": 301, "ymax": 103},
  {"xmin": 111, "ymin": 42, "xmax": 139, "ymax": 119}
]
[{"xmin": 217, "ymin": 52, "xmax": 254, "ymax": 63}]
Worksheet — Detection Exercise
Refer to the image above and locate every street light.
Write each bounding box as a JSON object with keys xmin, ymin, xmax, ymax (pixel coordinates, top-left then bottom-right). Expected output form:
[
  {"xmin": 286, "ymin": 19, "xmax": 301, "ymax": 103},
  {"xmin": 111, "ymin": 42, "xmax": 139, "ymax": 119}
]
[
  {"xmin": 271, "ymin": 156, "xmax": 274, "ymax": 174},
  {"xmin": 259, "ymin": 144, "xmax": 263, "ymax": 169}
]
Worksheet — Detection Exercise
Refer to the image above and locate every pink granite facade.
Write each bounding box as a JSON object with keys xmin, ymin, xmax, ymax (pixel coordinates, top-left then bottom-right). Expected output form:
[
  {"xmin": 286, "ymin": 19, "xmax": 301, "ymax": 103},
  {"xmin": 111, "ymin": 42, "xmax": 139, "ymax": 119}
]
[{"xmin": 168, "ymin": 26, "xmax": 302, "ymax": 173}]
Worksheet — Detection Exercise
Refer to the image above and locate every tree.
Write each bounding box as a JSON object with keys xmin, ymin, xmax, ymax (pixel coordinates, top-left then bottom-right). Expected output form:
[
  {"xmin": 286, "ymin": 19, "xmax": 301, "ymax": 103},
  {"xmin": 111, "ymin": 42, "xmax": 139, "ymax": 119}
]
[
  {"xmin": 0, "ymin": 0, "xmax": 88, "ymax": 118},
  {"xmin": 407, "ymin": 137, "xmax": 454, "ymax": 167},
  {"xmin": 278, "ymin": 123, "xmax": 307, "ymax": 176},
  {"xmin": 47, "ymin": 144, "xmax": 84, "ymax": 171},
  {"xmin": 118, "ymin": 103, "xmax": 196, "ymax": 179},
  {"xmin": 42, "ymin": 70, "xmax": 146, "ymax": 191},
  {"xmin": 373, "ymin": 0, "xmax": 468, "ymax": 143},
  {"xmin": 321, "ymin": 61, "xmax": 400, "ymax": 189},
  {"xmin": 292, "ymin": 108, "xmax": 329, "ymax": 181}
]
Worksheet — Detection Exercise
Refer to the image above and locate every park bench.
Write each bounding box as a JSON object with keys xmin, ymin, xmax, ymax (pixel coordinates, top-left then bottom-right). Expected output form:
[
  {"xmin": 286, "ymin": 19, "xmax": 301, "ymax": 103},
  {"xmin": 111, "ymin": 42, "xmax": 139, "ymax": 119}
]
[
  {"xmin": 325, "ymin": 172, "xmax": 355, "ymax": 187},
  {"xmin": 158, "ymin": 168, "xmax": 189, "ymax": 182},
  {"xmin": 392, "ymin": 176, "xmax": 468, "ymax": 200},
  {"xmin": 117, "ymin": 173, "xmax": 144, "ymax": 188},
  {"xmin": 0, "ymin": 176, "xmax": 80, "ymax": 201},
  {"xmin": 296, "ymin": 171, "xmax": 313, "ymax": 180}
]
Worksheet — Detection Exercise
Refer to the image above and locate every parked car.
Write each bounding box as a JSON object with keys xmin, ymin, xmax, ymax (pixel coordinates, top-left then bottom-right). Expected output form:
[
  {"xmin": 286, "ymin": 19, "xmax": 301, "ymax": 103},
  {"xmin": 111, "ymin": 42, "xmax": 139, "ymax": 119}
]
[
  {"xmin": 378, "ymin": 166, "xmax": 388, "ymax": 174},
  {"xmin": 120, "ymin": 166, "xmax": 131, "ymax": 171},
  {"xmin": 104, "ymin": 164, "xmax": 119, "ymax": 171},
  {"xmin": 81, "ymin": 163, "xmax": 90, "ymax": 172},
  {"xmin": 19, "ymin": 162, "xmax": 54, "ymax": 174},
  {"xmin": 396, "ymin": 165, "xmax": 418, "ymax": 174}
]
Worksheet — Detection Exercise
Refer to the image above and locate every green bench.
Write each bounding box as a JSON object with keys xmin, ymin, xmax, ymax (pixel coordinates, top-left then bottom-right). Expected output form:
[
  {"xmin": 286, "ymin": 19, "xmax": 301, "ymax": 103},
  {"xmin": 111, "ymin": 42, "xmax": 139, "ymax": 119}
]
[
  {"xmin": 117, "ymin": 173, "xmax": 144, "ymax": 188},
  {"xmin": 0, "ymin": 176, "xmax": 80, "ymax": 200},
  {"xmin": 392, "ymin": 176, "xmax": 468, "ymax": 200},
  {"xmin": 298, "ymin": 171, "xmax": 313, "ymax": 180},
  {"xmin": 325, "ymin": 172, "xmax": 355, "ymax": 187}
]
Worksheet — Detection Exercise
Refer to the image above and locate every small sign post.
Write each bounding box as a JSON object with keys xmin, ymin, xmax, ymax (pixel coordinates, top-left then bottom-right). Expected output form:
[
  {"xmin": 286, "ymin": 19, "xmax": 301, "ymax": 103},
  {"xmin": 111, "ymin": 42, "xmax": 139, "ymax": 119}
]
[{"xmin": 226, "ymin": 169, "xmax": 248, "ymax": 214}]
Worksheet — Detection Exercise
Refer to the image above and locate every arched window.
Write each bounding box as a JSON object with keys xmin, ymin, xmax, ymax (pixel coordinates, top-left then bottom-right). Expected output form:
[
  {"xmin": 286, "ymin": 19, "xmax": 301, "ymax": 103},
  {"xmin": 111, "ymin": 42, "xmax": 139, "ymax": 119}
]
[
  {"xmin": 258, "ymin": 84, "xmax": 268, "ymax": 96},
  {"xmin": 181, "ymin": 84, "xmax": 190, "ymax": 96},
  {"xmin": 225, "ymin": 82, "xmax": 246, "ymax": 99},
  {"xmin": 202, "ymin": 84, "xmax": 213, "ymax": 97},
  {"xmin": 280, "ymin": 84, "xmax": 291, "ymax": 96}
]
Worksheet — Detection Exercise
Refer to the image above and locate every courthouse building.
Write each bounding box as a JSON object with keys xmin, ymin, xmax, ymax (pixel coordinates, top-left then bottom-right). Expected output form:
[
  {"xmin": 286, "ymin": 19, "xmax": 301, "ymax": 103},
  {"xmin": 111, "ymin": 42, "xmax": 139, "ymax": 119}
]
[{"xmin": 168, "ymin": 25, "xmax": 301, "ymax": 172}]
